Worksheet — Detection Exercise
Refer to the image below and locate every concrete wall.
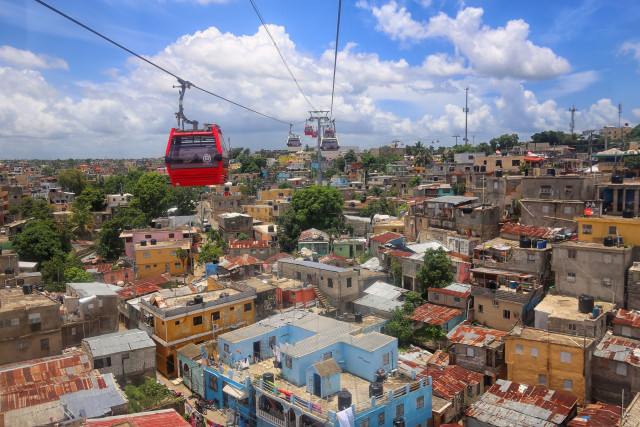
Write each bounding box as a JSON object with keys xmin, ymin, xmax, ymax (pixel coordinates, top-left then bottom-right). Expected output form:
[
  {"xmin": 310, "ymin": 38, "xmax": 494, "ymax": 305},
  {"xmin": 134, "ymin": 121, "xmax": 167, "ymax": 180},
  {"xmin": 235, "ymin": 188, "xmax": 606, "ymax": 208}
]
[
  {"xmin": 521, "ymin": 176, "xmax": 597, "ymax": 201},
  {"xmin": 472, "ymin": 297, "xmax": 526, "ymax": 331},
  {"xmin": 592, "ymin": 355, "xmax": 640, "ymax": 405},
  {"xmin": 552, "ymin": 243, "xmax": 633, "ymax": 305},
  {"xmin": 85, "ymin": 346, "xmax": 156, "ymax": 384},
  {"xmin": 519, "ymin": 199, "xmax": 584, "ymax": 228}
]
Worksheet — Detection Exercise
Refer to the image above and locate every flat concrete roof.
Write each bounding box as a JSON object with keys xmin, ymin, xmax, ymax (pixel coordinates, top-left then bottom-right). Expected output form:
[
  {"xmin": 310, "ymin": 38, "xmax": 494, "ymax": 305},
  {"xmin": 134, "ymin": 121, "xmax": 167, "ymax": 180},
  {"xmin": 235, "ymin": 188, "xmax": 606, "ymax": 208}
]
[
  {"xmin": 163, "ymin": 288, "xmax": 241, "ymax": 308},
  {"xmin": 0, "ymin": 289, "xmax": 58, "ymax": 311},
  {"xmin": 508, "ymin": 326, "xmax": 595, "ymax": 348},
  {"xmin": 535, "ymin": 294, "xmax": 614, "ymax": 322}
]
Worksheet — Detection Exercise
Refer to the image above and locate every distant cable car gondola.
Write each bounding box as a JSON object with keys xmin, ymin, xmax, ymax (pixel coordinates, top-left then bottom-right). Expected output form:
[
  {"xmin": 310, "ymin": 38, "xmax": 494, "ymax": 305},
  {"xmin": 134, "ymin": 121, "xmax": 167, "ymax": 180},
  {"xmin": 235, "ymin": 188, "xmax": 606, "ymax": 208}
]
[
  {"xmin": 286, "ymin": 124, "xmax": 302, "ymax": 151},
  {"xmin": 304, "ymin": 120, "xmax": 313, "ymax": 136},
  {"xmin": 312, "ymin": 128, "xmax": 318, "ymax": 138},
  {"xmin": 165, "ymin": 80, "xmax": 229, "ymax": 187}
]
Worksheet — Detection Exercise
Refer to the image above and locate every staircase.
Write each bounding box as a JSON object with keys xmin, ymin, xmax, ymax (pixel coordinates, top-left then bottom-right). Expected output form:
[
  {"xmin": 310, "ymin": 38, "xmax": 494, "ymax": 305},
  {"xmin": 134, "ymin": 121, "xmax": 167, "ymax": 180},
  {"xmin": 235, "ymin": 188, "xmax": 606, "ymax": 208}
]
[{"xmin": 312, "ymin": 284, "xmax": 334, "ymax": 310}]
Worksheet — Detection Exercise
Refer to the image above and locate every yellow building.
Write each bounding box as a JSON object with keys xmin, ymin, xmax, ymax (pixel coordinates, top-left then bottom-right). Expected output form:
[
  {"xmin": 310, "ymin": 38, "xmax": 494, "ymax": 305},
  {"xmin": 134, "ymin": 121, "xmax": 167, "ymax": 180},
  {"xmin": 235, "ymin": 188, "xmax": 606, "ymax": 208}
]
[
  {"xmin": 242, "ymin": 204, "xmax": 274, "ymax": 223},
  {"xmin": 278, "ymin": 154, "xmax": 296, "ymax": 166},
  {"xmin": 575, "ymin": 216, "xmax": 640, "ymax": 245},
  {"xmin": 139, "ymin": 286, "xmax": 256, "ymax": 377},
  {"xmin": 135, "ymin": 240, "xmax": 190, "ymax": 279},
  {"xmin": 258, "ymin": 188, "xmax": 295, "ymax": 201},
  {"xmin": 505, "ymin": 327, "xmax": 594, "ymax": 404},
  {"xmin": 373, "ymin": 218, "xmax": 405, "ymax": 235}
]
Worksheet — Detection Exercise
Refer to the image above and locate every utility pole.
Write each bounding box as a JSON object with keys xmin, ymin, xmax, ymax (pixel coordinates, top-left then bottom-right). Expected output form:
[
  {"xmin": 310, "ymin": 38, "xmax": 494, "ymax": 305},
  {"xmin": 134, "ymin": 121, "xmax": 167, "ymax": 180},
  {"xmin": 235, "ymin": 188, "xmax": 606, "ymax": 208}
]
[
  {"xmin": 583, "ymin": 130, "xmax": 596, "ymax": 172},
  {"xmin": 452, "ymin": 134, "xmax": 460, "ymax": 146},
  {"xmin": 619, "ymin": 103, "xmax": 625, "ymax": 149},
  {"xmin": 308, "ymin": 110, "xmax": 330, "ymax": 185},
  {"xmin": 463, "ymin": 88, "xmax": 470, "ymax": 144}
]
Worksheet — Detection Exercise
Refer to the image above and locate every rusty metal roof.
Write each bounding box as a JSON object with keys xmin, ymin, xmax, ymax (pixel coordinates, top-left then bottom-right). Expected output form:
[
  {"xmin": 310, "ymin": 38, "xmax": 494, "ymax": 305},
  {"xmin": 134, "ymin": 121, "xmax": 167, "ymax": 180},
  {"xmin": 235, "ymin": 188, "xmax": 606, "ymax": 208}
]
[
  {"xmin": 406, "ymin": 303, "xmax": 464, "ymax": 326},
  {"xmin": 116, "ymin": 282, "xmax": 163, "ymax": 300},
  {"xmin": 500, "ymin": 223, "xmax": 557, "ymax": 239},
  {"xmin": 593, "ymin": 332, "xmax": 640, "ymax": 367},
  {"xmin": 318, "ymin": 253, "xmax": 348, "ymax": 264},
  {"xmin": 466, "ymin": 379, "xmax": 578, "ymax": 426},
  {"xmin": 420, "ymin": 365, "xmax": 483, "ymax": 401},
  {"xmin": 447, "ymin": 324, "xmax": 507, "ymax": 347},
  {"xmin": 85, "ymin": 409, "xmax": 190, "ymax": 426},
  {"xmin": 369, "ymin": 231, "xmax": 403, "ymax": 244},
  {"xmin": 229, "ymin": 239, "xmax": 270, "ymax": 249},
  {"xmin": 427, "ymin": 350, "xmax": 450, "ymax": 366},
  {"xmin": 0, "ymin": 351, "xmax": 126, "ymax": 420},
  {"xmin": 612, "ymin": 309, "xmax": 640, "ymax": 328},
  {"xmin": 299, "ymin": 228, "xmax": 330, "ymax": 241},
  {"xmin": 567, "ymin": 402, "xmax": 621, "ymax": 426}
]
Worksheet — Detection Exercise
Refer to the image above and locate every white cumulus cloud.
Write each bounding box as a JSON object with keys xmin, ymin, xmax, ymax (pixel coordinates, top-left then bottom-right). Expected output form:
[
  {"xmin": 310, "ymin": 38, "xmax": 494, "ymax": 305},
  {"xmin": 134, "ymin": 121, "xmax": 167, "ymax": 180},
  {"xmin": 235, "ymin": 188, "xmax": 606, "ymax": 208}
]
[{"xmin": 0, "ymin": 45, "xmax": 68, "ymax": 70}]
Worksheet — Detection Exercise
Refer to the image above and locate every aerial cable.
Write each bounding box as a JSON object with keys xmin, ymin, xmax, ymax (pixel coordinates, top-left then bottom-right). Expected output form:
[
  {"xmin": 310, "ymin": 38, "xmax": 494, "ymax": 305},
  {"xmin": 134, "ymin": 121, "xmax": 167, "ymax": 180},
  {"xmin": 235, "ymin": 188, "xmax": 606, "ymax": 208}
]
[
  {"xmin": 34, "ymin": 0, "xmax": 290, "ymax": 125},
  {"xmin": 329, "ymin": 0, "xmax": 342, "ymax": 120},
  {"xmin": 248, "ymin": 0, "xmax": 316, "ymax": 112}
]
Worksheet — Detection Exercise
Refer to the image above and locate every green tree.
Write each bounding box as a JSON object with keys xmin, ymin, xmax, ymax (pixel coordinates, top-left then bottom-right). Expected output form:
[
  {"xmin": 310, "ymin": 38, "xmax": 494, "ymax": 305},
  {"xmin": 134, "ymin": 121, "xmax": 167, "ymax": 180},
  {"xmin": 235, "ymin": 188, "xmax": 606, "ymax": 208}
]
[
  {"xmin": 289, "ymin": 185, "xmax": 344, "ymax": 231},
  {"xmin": 57, "ymin": 169, "xmax": 87, "ymax": 195},
  {"xmin": 384, "ymin": 303, "xmax": 415, "ymax": 347},
  {"xmin": 367, "ymin": 185, "xmax": 384, "ymax": 197},
  {"xmin": 169, "ymin": 186, "xmax": 200, "ymax": 216},
  {"xmin": 530, "ymin": 130, "xmax": 568, "ymax": 145},
  {"xmin": 96, "ymin": 207, "xmax": 146, "ymax": 260},
  {"xmin": 19, "ymin": 197, "xmax": 54, "ymax": 220},
  {"xmin": 197, "ymin": 242, "xmax": 223, "ymax": 265},
  {"xmin": 64, "ymin": 267, "xmax": 93, "ymax": 283},
  {"xmin": 360, "ymin": 197, "xmax": 396, "ymax": 218},
  {"xmin": 403, "ymin": 291, "xmax": 423, "ymax": 307},
  {"xmin": 334, "ymin": 157, "xmax": 346, "ymax": 173},
  {"xmin": 278, "ymin": 181, "xmax": 293, "ymax": 189},
  {"xmin": 277, "ymin": 208, "xmax": 301, "ymax": 252},
  {"xmin": 408, "ymin": 176, "xmax": 421, "ymax": 188},
  {"xmin": 344, "ymin": 150, "xmax": 358, "ymax": 164},
  {"xmin": 391, "ymin": 259, "xmax": 403, "ymax": 287},
  {"xmin": 416, "ymin": 247, "xmax": 454, "ymax": 294},
  {"xmin": 236, "ymin": 233, "xmax": 251, "ymax": 241},
  {"xmin": 102, "ymin": 174, "xmax": 126, "ymax": 195},
  {"xmin": 452, "ymin": 182, "xmax": 466, "ymax": 195},
  {"xmin": 69, "ymin": 204, "xmax": 95, "ymax": 238},
  {"xmin": 489, "ymin": 134, "xmax": 520, "ymax": 152},
  {"xmin": 131, "ymin": 173, "xmax": 171, "ymax": 222},
  {"xmin": 475, "ymin": 142, "xmax": 492, "ymax": 155},
  {"xmin": 76, "ymin": 187, "xmax": 106, "ymax": 211},
  {"xmin": 41, "ymin": 253, "xmax": 84, "ymax": 284},
  {"xmin": 229, "ymin": 147, "xmax": 244, "ymax": 160},
  {"xmin": 12, "ymin": 221, "xmax": 64, "ymax": 263}
]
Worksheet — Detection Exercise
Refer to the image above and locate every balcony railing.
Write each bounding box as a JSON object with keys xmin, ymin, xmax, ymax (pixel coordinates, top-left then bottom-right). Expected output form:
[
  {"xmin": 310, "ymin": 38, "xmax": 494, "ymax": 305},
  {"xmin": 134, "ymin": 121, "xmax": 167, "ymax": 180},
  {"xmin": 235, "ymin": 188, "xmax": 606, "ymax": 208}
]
[{"xmin": 257, "ymin": 409, "xmax": 286, "ymax": 427}]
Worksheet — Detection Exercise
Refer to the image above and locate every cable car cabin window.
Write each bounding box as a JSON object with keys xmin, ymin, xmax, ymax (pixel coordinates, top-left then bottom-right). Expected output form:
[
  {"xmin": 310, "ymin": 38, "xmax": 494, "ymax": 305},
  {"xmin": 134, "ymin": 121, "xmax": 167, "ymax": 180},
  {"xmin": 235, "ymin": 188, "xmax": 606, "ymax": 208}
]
[{"xmin": 167, "ymin": 134, "xmax": 220, "ymax": 169}]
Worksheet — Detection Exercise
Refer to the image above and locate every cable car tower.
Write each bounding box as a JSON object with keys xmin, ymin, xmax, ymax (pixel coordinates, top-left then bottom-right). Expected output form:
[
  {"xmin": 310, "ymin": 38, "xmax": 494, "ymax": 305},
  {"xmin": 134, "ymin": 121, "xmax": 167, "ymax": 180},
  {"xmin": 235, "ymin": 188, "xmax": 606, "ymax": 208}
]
[{"xmin": 307, "ymin": 111, "xmax": 332, "ymax": 185}]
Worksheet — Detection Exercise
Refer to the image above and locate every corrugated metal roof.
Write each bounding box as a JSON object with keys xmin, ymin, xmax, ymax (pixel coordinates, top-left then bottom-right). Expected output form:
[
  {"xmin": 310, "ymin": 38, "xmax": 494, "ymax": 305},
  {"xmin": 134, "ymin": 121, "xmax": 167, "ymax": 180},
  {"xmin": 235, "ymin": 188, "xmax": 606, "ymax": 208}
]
[
  {"xmin": 116, "ymin": 283, "xmax": 162, "ymax": 300},
  {"xmin": 278, "ymin": 258, "xmax": 348, "ymax": 273},
  {"xmin": 612, "ymin": 308, "xmax": 640, "ymax": 328},
  {"xmin": 85, "ymin": 409, "xmax": 190, "ymax": 426},
  {"xmin": 354, "ymin": 293, "xmax": 404, "ymax": 313},
  {"xmin": 299, "ymin": 228, "xmax": 330, "ymax": 241},
  {"xmin": 429, "ymin": 283, "xmax": 471, "ymax": 298},
  {"xmin": 425, "ymin": 195, "xmax": 478, "ymax": 205},
  {"xmin": 471, "ymin": 285, "xmax": 540, "ymax": 304},
  {"xmin": 363, "ymin": 281, "xmax": 407, "ymax": 300},
  {"xmin": 593, "ymin": 332, "xmax": 640, "ymax": 367},
  {"xmin": 360, "ymin": 257, "xmax": 384, "ymax": 272},
  {"xmin": 312, "ymin": 359, "xmax": 341, "ymax": 378},
  {"xmin": 447, "ymin": 324, "xmax": 507, "ymax": 347},
  {"xmin": 406, "ymin": 240, "xmax": 451, "ymax": 255},
  {"xmin": 407, "ymin": 303, "xmax": 464, "ymax": 326},
  {"xmin": 369, "ymin": 231, "xmax": 403, "ymax": 244},
  {"xmin": 500, "ymin": 223, "xmax": 558, "ymax": 239},
  {"xmin": 0, "ymin": 352, "xmax": 127, "ymax": 421},
  {"xmin": 426, "ymin": 365, "xmax": 484, "ymax": 400},
  {"xmin": 83, "ymin": 329, "xmax": 155, "ymax": 357},
  {"xmin": 567, "ymin": 402, "xmax": 621, "ymax": 426},
  {"xmin": 465, "ymin": 379, "xmax": 578, "ymax": 426},
  {"xmin": 68, "ymin": 282, "xmax": 119, "ymax": 297}
]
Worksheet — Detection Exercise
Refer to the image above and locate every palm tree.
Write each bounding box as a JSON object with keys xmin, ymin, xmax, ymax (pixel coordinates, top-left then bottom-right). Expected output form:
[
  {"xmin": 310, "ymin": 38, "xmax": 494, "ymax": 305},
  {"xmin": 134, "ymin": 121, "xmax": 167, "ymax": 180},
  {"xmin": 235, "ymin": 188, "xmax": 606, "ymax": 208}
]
[{"xmin": 69, "ymin": 205, "xmax": 95, "ymax": 238}]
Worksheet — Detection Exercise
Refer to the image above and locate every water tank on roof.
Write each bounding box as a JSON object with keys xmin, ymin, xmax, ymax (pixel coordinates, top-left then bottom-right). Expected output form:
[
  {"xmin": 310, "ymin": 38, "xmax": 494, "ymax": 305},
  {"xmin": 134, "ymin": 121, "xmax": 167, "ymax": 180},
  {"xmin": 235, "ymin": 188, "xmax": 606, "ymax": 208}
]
[
  {"xmin": 140, "ymin": 240, "xmax": 147, "ymax": 246},
  {"xmin": 194, "ymin": 295, "xmax": 204, "ymax": 304},
  {"xmin": 603, "ymin": 236, "xmax": 615, "ymax": 247},
  {"xmin": 4, "ymin": 268, "xmax": 14, "ymax": 275},
  {"xmin": 537, "ymin": 240, "xmax": 547, "ymax": 249},
  {"xmin": 495, "ymin": 170, "xmax": 503, "ymax": 177},
  {"xmin": 150, "ymin": 239, "xmax": 157, "ymax": 245},
  {"xmin": 369, "ymin": 382, "xmax": 383, "ymax": 398},
  {"xmin": 338, "ymin": 389, "xmax": 352, "ymax": 411},
  {"xmin": 124, "ymin": 225, "xmax": 132, "ymax": 230},
  {"xmin": 547, "ymin": 168, "xmax": 556, "ymax": 176},
  {"xmin": 268, "ymin": 225, "xmax": 275, "ymax": 233},
  {"xmin": 355, "ymin": 313, "xmax": 363, "ymax": 323},
  {"xmin": 156, "ymin": 223, "xmax": 162, "ymax": 229},
  {"xmin": 263, "ymin": 372, "xmax": 275, "ymax": 383},
  {"xmin": 578, "ymin": 294, "xmax": 595, "ymax": 314},
  {"xmin": 623, "ymin": 210, "xmax": 634, "ymax": 218},
  {"xmin": 612, "ymin": 175, "xmax": 624, "ymax": 184},
  {"xmin": 519, "ymin": 237, "xmax": 532, "ymax": 248}
]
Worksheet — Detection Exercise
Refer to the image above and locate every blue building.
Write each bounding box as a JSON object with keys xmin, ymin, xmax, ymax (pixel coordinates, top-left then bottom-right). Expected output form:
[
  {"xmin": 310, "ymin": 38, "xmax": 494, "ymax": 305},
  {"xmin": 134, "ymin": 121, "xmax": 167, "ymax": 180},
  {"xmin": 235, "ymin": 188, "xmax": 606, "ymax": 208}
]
[
  {"xmin": 217, "ymin": 310, "xmax": 432, "ymax": 427},
  {"xmin": 278, "ymin": 171, "xmax": 291, "ymax": 183}
]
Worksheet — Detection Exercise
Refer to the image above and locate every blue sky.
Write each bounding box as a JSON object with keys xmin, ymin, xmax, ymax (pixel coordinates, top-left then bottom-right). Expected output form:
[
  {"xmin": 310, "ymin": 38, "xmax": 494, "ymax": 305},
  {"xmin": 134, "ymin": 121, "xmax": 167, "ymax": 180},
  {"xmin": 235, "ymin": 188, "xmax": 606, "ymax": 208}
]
[{"xmin": 1, "ymin": 0, "xmax": 640, "ymax": 158}]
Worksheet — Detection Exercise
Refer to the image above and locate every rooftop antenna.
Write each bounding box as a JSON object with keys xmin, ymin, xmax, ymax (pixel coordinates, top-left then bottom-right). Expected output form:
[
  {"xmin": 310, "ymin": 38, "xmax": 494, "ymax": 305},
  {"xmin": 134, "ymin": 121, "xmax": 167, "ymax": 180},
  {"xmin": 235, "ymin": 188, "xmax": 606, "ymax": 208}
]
[
  {"xmin": 452, "ymin": 134, "xmax": 460, "ymax": 146},
  {"xmin": 463, "ymin": 88, "xmax": 470, "ymax": 144}
]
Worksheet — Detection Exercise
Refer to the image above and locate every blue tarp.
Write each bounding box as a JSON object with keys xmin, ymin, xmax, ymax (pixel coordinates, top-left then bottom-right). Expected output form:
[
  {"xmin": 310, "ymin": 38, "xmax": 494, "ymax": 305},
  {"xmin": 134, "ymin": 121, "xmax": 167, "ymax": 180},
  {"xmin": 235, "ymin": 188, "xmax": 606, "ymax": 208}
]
[{"xmin": 205, "ymin": 263, "xmax": 218, "ymax": 276}]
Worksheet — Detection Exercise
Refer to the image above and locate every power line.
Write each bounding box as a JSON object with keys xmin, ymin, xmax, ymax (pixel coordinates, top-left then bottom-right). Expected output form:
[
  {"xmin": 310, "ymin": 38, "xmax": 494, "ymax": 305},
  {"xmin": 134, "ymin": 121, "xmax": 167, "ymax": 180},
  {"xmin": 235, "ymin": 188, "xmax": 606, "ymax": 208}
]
[
  {"xmin": 34, "ymin": 0, "xmax": 290, "ymax": 126},
  {"xmin": 248, "ymin": 0, "xmax": 315, "ymax": 113},
  {"xmin": 329, "ymin": 0, "xmax": 343, "ymax": 120}
]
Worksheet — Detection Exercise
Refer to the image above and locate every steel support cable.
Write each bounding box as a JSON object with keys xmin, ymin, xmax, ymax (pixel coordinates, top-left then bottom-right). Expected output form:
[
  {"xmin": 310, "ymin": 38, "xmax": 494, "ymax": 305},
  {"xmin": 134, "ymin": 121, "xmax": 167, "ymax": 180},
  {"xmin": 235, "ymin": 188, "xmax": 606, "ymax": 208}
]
[
  {"xmin": 34, "ymin": 0, "xmax": 290, "ymax": 125},
  {"xmin": 329, "ymin": 0, "xmax": 342, "ymax": 119},
  {"xmin": 248, "ymin": 0, "xmax": 315, "ymax": 113}
]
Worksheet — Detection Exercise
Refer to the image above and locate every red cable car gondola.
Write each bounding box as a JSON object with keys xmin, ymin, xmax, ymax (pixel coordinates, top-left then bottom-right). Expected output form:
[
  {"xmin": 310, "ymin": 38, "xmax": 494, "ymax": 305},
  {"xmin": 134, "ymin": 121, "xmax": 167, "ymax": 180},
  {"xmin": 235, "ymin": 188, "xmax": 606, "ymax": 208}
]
[
  {"xmin": 312, "ymin": 129, "xmax": 318, "ymax": 138},
  {"xmin": 304, "ymin": 120, "xmax": 313, "ymax": 136},
  {"xmin": 164, "ymin": 80, "xmax": 229, "ymax": 187}
]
